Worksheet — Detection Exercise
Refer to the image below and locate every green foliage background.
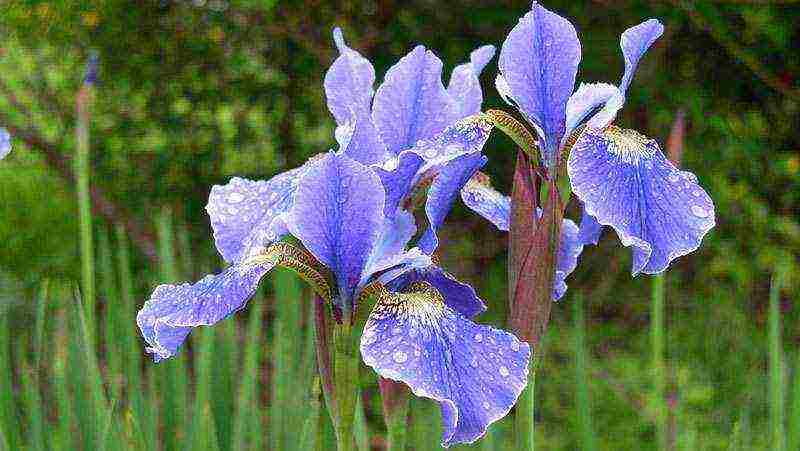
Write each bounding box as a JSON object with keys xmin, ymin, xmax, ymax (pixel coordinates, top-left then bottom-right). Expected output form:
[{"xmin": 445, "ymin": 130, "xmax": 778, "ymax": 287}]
[{"xmin": 0, "ymin": 0, "xmax": 798, "ymax": 449}]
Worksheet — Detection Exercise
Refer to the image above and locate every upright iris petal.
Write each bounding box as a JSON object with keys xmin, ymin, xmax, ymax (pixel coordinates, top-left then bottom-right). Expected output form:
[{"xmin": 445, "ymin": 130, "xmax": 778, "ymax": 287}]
[
  {"xmin": 447, "ymin": 45, "xmax": 496, "ymax": 118},
  {"xmin": 0, "ymin": 129, "xmax": 10, "ymax": 159},
  {"xmin": 324, "ymin": 28, "xmax": 388, "ymax": 165},
  {"xmin": 287, "ymin": 151, "xmax": 386, "ymax": 306},
  {"xmin": 498, "ymin": 1, "xmax": 581, "ymax": 165},
  {"xmin": 360, "ymin": 282, "xmax": 530, "ymax": 447},
  {"xmin": 568, "ymin": 127, "xmax": 715, "ymax": 275},
  {"xmin": 372, "ymin": 46, "xmax": 458, "ymax": 155},
  {"xmin": 619, "ymin": 19, "xmax": 665, "ymax": 94}
]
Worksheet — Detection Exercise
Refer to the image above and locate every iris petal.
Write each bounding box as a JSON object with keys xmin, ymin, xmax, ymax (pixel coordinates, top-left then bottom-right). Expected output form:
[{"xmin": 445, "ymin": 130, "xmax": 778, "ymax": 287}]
[
  {"xmin": 372, "ymin": 46, "xmax": 458, "ymax": 154},
  {"xmin": 620, "ymin": 19, "xmax": 665, "ymax": 94},
  {"xmin": 391, "ymin": 265, "xmax": 486, "ymax": 318},
  {"xmin": 360, "ymin": 283, "xmax": 530, "ymax": 447},
  {"xmin": 447, "ymin": 45, "xmax": 496, "ymax": 118},
  {"xmin": 568, "ymin": 127, "xmax": 715, "ymax": 275},
  {"xmin": 137, "ymin": 262, "xmax": 273, "ymax": 362},
  {"xmin": 206, "ymin": 165, "xmax": 307, "ymax": 264},
  {"xmin": 563, "ymin": 82, "xmax": 622, "ymax": 141},
  {"xmin": 498, "ymin": 2, "xmax": 581, "ymax": 164},
  {"xmin": 0, "ymin": 128, "xmax": 10, "ymax": 159},
  {"xmin": 418, "ymin": 152, "xmax": 487, "ymax": 255},
  {"xmin": 324, "ymin": 28, "xmax": 388, "ymax": 165},
  {"xmin": 554, "ymin": 218, "xmax": 583, "ymax": 301},
  {"xmin": 287, "ymin": 151, "xmax": 385, "ymax": 305},
  {"xmin": 577, "ymin": 206, "xmax": 604, "ymax": 246}
]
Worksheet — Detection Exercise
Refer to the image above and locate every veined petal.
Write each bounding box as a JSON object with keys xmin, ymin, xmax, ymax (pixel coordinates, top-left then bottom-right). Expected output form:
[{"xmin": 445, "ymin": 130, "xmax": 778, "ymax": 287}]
[
  {"xmin": 461, "ymin": 173, "xmax": 511, "ymax": 231},
  {"xmin": 325, "ymin": 28, "xmax": 388, "ymax": 165},
  {"xmin": 619, "ymin": 19, "xmax": 664, "ymax": 94},
  {"xmin": 137, "ymin": 261, "xmax": 274, "ymax": 362},
  {"xmin": 498, "ymin": 2, "xmax": 581, "ymax": 164},
  {"xmin": 360, "ymin": 283, "xmax": 530, "ymax": 447},
  {"xmin": 391, "ymin": 266, "xmax": 486, "ymax": 318},
  {"xmin": 568, "ymin": 127, "xmax": 715, "ymax": 275},
  {"xmin": 287, "ymin": 151, "xmax": 385, "ymax": 304},
  {"xmin": 563, "ymin": 82, "xmax": 622, "ymax": 142},
  {"xmin": 447, "ymin": 45, "xmax": 496, "ymax": 118},
  {"xmin": 206, "ymin": 164, "xmax": 308, "ymax": 264},
  {"xmin": 553, "ymin": 218, "xmax": 583, "ymax": 301},
  {"xmin": 372, "ymin": 46, "xmax": 458, "ymax": 154},
  {"xmin": 418, "ymin": 152, "xmax": 487, "ymax": 254},
  {"xmin": 0, "ymin": 128, "xmax": 10, "ymax": 159},
  {"xmin": 577, "ymin": 206, "xmax": 604, "ymax": 246}
]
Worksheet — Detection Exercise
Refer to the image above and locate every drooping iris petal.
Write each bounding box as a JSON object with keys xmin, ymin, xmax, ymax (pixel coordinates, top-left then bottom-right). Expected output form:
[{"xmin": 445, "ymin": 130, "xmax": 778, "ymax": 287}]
[
  {"xmin": 563, "ymin": 82, "xmax": 622, "ymax": 142},
  {"xmin": 287, "ymin": 151, "xmax": 385, "ymax": 304},
  {"xmin": 206, "ymin": 165, "xmax": 308, "ymax": 264},
  {"xmin": 498, "ymin": 2, "xmax": 581, "ymax": 164},
  {"xmin": 460, "ymin": 174, "xmax": 510, "ymax": 231},
  {"xmin": 568, "ymin": 127, "xmax": 715, "ymax": 275},
  {"xmin": 577, "ymin": 207, "xmax": 604, "ymax": 246},
  {"xmin": 324, "ymin": 28, "xmax": 388, "ymax": 165},
  {"xmin": 619, "ymin": 19, "xmax": 664, "ymax": 94},
  {"xmin": 0, "ymin": 128, "xmax": 10, "ymax": 159},
  {"xmin": 553, "ymin": 218, "xmax": 583, "ymax": 301},
  {"xmin": 418, "ymin": 152, "xmax": 487, "ymax": 254},
  {"xmin": 137, "ymin": 262, "xmax": 274, "ymax": 362},
  {"xmin": 447, "ymin": 45, "xmax": 496, "ymax": 118},
  {"xmin": 391, "ymin": 266, "xmax": 487, "ymax": 318},
  {"xmin": 360, "ymin": 283, "xmax": 530, "ymax": 447},
  {"xmin": 372, "ymin": 46, "xmax": 458, "ymax": 154}
]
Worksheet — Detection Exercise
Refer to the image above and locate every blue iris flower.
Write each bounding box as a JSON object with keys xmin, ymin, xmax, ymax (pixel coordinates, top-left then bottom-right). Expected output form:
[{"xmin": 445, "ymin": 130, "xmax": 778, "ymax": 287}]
[
  {"xmin": 137, "ymin": 29, "xmax": 530, "ymax": 447},
  {"xmin": 0, "ymin": 129, "xmax": 10, "ymax": 159},
  {"xmin": 463, "ymin": 2, "xmax": 715, "ymax": 281}
]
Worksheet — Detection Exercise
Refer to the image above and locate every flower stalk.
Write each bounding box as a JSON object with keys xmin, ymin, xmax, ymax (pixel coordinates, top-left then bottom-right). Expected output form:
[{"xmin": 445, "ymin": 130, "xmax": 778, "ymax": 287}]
[{"xmin": 379, "ymin": 378, "xmax": 410, "ymax": 451}]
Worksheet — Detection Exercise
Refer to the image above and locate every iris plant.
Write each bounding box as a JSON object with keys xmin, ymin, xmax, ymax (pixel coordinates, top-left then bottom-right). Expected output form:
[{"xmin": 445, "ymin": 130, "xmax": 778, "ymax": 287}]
[
  {"xmin": 138, "ymin": 29, "xmax": 531, "ymax": 448},
  {"xmin": 461, "ymin": 3, "xmax": 715, "ymax": 446}
]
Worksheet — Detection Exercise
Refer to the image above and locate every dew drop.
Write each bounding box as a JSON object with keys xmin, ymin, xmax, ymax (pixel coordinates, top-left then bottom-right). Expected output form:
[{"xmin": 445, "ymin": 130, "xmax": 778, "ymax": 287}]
[
  {"xmin": 393, "ymin": 351, "xmax": 408, "ymax": 364},
  {"xmin": 483, "ymin": 402, "xmax": 491, "ymax": 410},
  {"xmin": 474, "ymin": 333, "xmax": 483, "ymax": 342},
  {"xmin": 228, "ymin": 192, "xmax": 244, "ymax": 203},
  {"xmin": 691, "ymin": 205, "xmax": 709, "ymax": 218},
  {"xmin": 392, "ymin": 327, "xmax": 402, "ymax": 335},
  {"xmin": 510, "ymin": 341, "xmax": 520, "ymax": 352},
  {"xmin": 499, "ymin": 366, "xmax": 510, "ymax": 377},
  {"xmin": 470, "ymin": 358, "xmax": 479, "ymax": 368},
  {"xmin": 668, "ymin": 173, "xmax": 679, "ymax": 183}
]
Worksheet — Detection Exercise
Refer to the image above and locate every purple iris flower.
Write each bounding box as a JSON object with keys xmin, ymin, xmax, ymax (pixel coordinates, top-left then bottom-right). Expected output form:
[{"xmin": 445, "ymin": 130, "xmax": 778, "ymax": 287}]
[
  {"xmin": 0, "ymin": 129, "xmax": 10, "ymax": 159},
  {"xmin": 138, "ymin": 29, "xmax": 531, "ymax": 447},
  {"xmin": 466, "ymin": 2, "xmax": 715, "ymax": 278}
]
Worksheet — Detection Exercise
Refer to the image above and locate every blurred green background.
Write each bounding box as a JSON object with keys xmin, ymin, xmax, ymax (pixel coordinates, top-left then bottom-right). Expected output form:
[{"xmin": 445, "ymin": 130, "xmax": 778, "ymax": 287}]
[{"xmin": 0, "ymin": 0, "xmax": 798, "ymax": 450}]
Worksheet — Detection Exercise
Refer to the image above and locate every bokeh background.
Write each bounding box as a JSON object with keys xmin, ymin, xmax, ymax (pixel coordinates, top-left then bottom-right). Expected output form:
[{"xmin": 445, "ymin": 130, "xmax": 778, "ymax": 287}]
[{"xmin": 1, "ymin": 1, "xmax": 798, "ymax": 450}]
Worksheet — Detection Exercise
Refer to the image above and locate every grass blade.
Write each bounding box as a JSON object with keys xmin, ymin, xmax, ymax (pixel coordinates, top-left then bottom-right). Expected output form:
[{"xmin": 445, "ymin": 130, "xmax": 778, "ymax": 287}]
[
  {"xmin": 232, "ymin": 298, "xmax": 265, "ymax": 451},
  {"xmin": 574, "ymin": 293, "xmax": 596, "ymax": 451},
  {"xmin": 75, "ymin": 67, "xmax": 96, "ymax": 347},
  {"xmin": 769, "ymin": 269, "xmax": 786, "ymax": 451}
]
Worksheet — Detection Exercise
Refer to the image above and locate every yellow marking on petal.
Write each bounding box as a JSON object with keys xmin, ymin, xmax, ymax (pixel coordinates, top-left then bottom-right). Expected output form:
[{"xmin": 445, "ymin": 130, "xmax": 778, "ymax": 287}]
[
  {"xmin": 368, "ymin": 282, "xmax": 446, "ymax": 327},
  {"xmin": 603, "ymin": 126, "xmax": 658, "ymax": 164},
  {"xmin": 484, "ymin": 109, "xmax": 538, "ymax": 161}
]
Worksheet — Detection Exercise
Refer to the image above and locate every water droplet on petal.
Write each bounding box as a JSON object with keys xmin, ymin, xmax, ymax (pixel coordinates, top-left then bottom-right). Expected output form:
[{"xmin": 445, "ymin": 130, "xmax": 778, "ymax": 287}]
[
  {"xmin": 510, "ymin": 341, "xmax": 520, "ymax": 352},
  {"xmin": 228, "ymin": 192, "xmax": 244, "ymax": 203},
  {"xmin": 393, "ymin": 351, "xmax": 408, "ymax": 364},
  {"xmin": 499, "ymin": 366, "xmax": 510, "ymax": 377},
  {"xmin": 474, "ymin": 333, "xmax": 483, "ymax": 342},
  {"xmin": 691, "ymin": 205, "xmax": 709, "ymax": 218}
]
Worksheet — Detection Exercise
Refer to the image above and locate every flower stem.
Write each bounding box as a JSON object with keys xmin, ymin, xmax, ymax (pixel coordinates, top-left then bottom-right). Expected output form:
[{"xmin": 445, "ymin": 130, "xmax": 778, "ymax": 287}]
[
  {"xmin": 379, "ymin": 378, "xmax": 409, "ymax": 451},
  {"xmin": 331, "ymin": 321, "xmax": 359, "ymax": 451},
  {"xmin": 515, "ymin": 361, "xmax": 536, "ymax": 450}
]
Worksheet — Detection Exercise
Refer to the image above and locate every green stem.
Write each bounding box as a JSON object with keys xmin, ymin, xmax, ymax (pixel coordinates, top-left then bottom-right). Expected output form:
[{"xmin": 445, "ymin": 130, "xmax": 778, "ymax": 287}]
[
  {"xmin": 574, "ymin": 294, "xmax": 595, "ymax": 451},
  {"xmin": 332, "ymin": 322, "xmax": 359, "ymax": 451},
  {"xmin": 515, "ymin": 364, "xmax": 535, "ymax": 450},
  {"xmin": 75, "ymin": 78, "xmax": 95, "ymax": 346},
  {"xmin": 380, "ymin": 378, "xmax": 409, "ymax": 451},
  {"xmin": 651, "ymin": 274, "xmax": 667, "ymax": 451},
  {"xmin": 769, "ymin": 269, "xmax": 786, "ymax": 451}
]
